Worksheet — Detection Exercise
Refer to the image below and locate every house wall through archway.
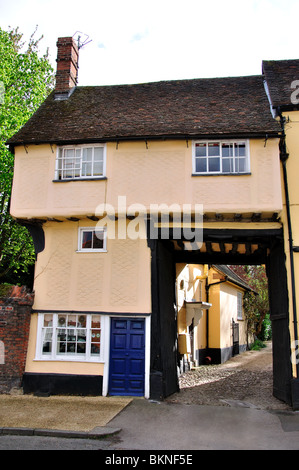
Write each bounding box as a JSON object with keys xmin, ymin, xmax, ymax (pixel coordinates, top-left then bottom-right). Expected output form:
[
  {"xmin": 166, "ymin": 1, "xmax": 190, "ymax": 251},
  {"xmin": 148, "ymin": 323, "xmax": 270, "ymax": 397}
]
[{"xmin": 148, "ymin": 228, "xmax": 293, "ymax": 406}]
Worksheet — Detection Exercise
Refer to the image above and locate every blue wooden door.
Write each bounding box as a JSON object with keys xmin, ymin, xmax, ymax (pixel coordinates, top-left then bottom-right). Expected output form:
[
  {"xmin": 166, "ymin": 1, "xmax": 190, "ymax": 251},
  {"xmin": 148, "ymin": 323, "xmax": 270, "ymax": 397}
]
[{"xmin": 109, "ymin": 318, "xmax": 145, "ymax": 396}]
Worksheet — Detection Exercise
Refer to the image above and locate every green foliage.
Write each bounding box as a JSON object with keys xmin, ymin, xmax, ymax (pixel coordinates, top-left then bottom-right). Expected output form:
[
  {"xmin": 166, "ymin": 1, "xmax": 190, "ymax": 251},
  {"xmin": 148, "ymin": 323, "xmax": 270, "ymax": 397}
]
[
  {"xmin": 250, "ymin": 338, "xmax": 267, "ymax": 351},
  {"xmin": 259, "ymin": 313, "xmax": 272, "ymax": 341},
  {"xmin": 0, "ymin": 282, "xmax": 14, "ymax": 297},
  {"xmin": 229, "ymin": 265, "xmax": 271, "ymax": 342},
  {"xmin": 0, "ymin": 26, "xmax": 54, "ymax": 286}
]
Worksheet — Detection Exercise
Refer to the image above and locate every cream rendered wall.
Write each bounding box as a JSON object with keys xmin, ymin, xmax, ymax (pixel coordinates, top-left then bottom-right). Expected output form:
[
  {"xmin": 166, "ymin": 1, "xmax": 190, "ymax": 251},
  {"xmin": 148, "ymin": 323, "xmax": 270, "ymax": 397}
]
[
  {"xmin": 10, "ymin": 138, "xmax": 282, "ymax": 219},
  {"xmin": 207, "ymin": 283, "xmax": 220, "ymax": 349},
  {"xmin": 176, "ymin": 265, "xmax": 249, "ymax": 359},
  {"xmin": 176, "ymin": 263, "xmax": 188, "ymax": 336},
  {"xmin": 219, "ymin": 283, "xmax": 247, "ymax": 349},
  {"xmin": 27, "ymin": 219, "xmax": 151, "ymax": 375},
  {"xmin": 176, "ymin": 264, "xmax": 207, "ymax": 356},
  {"xmin": 33, "ymin": 219, "xmax": 152, "ymax": 313}
]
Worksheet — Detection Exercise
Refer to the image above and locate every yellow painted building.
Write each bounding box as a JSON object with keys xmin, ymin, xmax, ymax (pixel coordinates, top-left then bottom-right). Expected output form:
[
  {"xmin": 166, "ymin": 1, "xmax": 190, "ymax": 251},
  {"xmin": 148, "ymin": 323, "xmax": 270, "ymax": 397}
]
[
  {"xmin": 176, "ymin": 264, "xmax": 253, "ymax": 371},
  {"xmin": 7, "ymin": 38, "xmax": 299, "ymax": 408},
  {"xmin": 263, "ymin": 60, "xmax": 299, "ymax": 409}
]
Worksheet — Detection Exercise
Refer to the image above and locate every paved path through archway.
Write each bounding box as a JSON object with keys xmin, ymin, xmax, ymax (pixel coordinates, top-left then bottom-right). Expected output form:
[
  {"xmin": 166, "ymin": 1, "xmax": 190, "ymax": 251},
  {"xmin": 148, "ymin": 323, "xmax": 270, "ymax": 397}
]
[{"xmin": 167, "ymin": 342, "xmax": 292, "ymax": 410}]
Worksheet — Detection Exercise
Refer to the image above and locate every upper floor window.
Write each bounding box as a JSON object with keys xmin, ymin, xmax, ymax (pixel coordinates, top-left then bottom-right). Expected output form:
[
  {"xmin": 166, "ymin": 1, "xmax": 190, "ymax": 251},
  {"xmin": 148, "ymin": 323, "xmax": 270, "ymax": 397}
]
[
  {"xmin": 55, "ymin": 144, "xmax": 106, "ymax": 180},
  {"xmin": 193, "ymin": 140, "xmax": 250, "ymax": 175}
]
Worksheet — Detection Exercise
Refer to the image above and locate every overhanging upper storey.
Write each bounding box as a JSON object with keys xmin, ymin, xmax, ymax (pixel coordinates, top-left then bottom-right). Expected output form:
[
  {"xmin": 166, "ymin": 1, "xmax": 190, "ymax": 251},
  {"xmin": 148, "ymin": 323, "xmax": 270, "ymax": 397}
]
[{"xmin": 9, "ymin": 137, "xmax": 283, "ymax": 221}]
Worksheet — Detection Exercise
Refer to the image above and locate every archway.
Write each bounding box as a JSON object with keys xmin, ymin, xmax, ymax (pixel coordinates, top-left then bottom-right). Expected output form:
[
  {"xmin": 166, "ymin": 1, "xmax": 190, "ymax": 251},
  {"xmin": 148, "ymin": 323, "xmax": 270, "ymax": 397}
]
[{"xmin": 148, "ymin": 227, "xmax": 292, "ymax": 406}]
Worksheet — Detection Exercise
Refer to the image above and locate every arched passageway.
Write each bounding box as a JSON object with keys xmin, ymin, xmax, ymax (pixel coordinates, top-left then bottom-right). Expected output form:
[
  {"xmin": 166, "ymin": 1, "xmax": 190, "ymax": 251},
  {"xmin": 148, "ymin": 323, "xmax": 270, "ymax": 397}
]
[{"xmin": 148, "ymin": 227, "xmax": 292, "ymax": 406}]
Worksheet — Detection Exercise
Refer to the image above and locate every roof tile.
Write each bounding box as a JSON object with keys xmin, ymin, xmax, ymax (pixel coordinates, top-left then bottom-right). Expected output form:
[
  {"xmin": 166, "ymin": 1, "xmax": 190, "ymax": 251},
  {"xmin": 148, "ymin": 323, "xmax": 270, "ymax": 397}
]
[
  {"xmin": 262, "ymin": 59, "xmax": 299, "ymax": 109},
  {"xmin": 8, "ymin": 75, "xmax": 280, "ymax": 145}
]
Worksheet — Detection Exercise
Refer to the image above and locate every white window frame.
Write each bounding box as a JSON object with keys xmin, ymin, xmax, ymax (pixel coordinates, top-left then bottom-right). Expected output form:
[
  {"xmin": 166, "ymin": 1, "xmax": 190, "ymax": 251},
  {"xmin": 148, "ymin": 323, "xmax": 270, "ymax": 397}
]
[
  {"xmin": 192, "ymin": 139, "xmax": 250, "ymax": 175},
  {"xmin": 78, "ymin": 227, "xmax": 107, "ymax": 252},
  {"xmin": 35, "ymin": 313, "xmax": 103, "ymax": 362},
  {"xmin": 55, "ymin": 144, "xmax": 106, "ymax": 180},
  {"xmin": 237, "ymin": 291, "xmax": 243, "ymax": 320}
]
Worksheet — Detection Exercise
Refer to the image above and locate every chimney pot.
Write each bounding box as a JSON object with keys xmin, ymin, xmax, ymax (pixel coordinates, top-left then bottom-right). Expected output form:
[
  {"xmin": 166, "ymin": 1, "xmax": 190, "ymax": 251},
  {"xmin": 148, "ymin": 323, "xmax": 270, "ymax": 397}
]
[{"xmin": 55, "ymin": 37, "xmax": 79, "ymax": 99}]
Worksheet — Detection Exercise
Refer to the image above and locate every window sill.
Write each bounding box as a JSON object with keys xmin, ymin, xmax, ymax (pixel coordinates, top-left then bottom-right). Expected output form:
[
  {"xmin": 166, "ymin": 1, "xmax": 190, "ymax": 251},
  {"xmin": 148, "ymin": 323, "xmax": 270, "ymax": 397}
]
[
  {"xmin": 76, "ymin": 250, "xmax": 107, "ymax": 253},
  {"xmin": 53, "ymin": 177, "xmax": 107, "ymax": 182},
  {"xmin": 34, "ymin": 357, "xmax": 103, "ymax": 363},
  {"xmin": 192, "ymin": 172, "xmax": 251, "ymax": 177}
]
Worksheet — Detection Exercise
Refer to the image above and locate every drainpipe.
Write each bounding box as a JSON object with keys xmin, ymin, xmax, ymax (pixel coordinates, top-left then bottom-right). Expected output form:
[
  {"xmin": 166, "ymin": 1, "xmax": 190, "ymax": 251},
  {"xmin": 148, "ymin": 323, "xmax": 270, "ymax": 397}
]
[{"xmin": 278, "ymin": 109, "xmax": 299, "ymax": 377}]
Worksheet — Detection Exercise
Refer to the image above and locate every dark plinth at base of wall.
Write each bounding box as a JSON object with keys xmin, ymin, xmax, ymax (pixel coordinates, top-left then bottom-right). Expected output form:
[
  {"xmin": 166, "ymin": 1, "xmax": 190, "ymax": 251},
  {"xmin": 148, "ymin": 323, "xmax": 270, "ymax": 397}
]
[
  {"xmin": 22, "ymin": 373, "xmax": 103, "ymax": 396},
  {"xmin": 195, "ymin": 344, "xmax": 247, "ymax": 366},
  {"xmin": 150, "ymin": 371, "xmax": 164, "ymax": 401}
]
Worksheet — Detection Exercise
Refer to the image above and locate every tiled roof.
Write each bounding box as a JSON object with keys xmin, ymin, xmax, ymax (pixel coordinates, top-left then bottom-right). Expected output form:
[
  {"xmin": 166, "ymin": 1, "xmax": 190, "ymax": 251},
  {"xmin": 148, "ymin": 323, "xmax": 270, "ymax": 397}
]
[
  {"xmin": 7, "ymin": 75, "xmax": 280, "ymax": 146},
  {"xmin": 262, "ymin": 59, "xmax": 299, "ymax": 110},
  {"xmin": 213, "ymin": 265, "xmax": 255, "ymax": 292}
]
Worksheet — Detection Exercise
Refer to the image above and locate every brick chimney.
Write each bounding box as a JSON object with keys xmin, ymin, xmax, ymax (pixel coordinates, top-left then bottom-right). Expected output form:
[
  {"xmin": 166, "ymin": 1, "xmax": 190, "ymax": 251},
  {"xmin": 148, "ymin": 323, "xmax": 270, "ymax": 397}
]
[{"xmin": 55, "ymin": 37, "xmax": 79, "ymax": 99}]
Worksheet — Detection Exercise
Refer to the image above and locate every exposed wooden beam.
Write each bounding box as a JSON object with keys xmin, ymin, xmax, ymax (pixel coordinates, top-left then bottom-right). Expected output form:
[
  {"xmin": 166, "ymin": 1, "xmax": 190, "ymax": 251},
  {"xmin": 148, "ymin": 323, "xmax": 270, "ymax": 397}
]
[
  {"xmin": 230, "ymin": 242, "xmax": 239, "ymax": 254},
  {"xmin": 206, "ymin": 241, "xmax": 213, "ymax": 254},
  {"xmin": 47, "ymin": 218, "xmax": 63, "ymax": 223},
  {"xmin": 252, "ymin": 213, "xmax": 262, "ymax": 222},
  {"xmin": 219, "ymin": 242, "xmax": 226, "ymax": 254},
  {"xmin": 245, "ymin": 243, "xmax": 252, "ymax": 255},
  {"xmin": 177, "ymin": 240, "xmax": 184, "ymax": 250}
]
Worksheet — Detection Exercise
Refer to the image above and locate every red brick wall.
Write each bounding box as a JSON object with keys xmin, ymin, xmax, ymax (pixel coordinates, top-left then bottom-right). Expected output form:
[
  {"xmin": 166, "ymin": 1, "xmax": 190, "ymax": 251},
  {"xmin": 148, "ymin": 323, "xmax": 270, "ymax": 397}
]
[
  {"xmin": 55, "ymin": 37, "xmax": 79, "ymax": 93},
  {"xmin": 0, "ymin": 286, "xmax": 34, "ymax": 392}
]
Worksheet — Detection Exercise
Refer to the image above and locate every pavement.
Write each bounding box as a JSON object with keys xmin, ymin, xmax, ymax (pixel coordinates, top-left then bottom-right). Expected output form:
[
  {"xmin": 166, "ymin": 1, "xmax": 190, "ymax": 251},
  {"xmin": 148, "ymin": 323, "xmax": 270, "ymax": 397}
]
[
  {"xmin": 107, "ymin": 397, "xmax": 299, "ymax": 450},
  {"xmin": 1, "ymin": 342, "xmax": 299, "ymax": 450},
  {"xmin": 0, "ymin": 394, "xmax": 130, "ymax": 439},
  {"xmin": 1, "ymin": 397, "xmax": 299, "ymax": 450},
  {"xmin": 1, "ymin": 394, "xmax": 299, "ymax": 450}
]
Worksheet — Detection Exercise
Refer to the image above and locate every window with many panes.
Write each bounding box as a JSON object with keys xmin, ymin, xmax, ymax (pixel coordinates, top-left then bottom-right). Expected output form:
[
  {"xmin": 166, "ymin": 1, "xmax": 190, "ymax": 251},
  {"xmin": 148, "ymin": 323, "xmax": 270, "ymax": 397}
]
[
  {"xmin": 237, "ymin": 291, "xmax": 243, "ymax": 320},
  {"xmin": 78, "ymin": 227, "xmax": 107, "ymax": 252},
  {"xmin": 193, "ymin": 140, "xmax": 249, "ymax": 174},
  {"xmin": 55, "ymin": 144, "xmax": 106, "ymax": 180},
  {"xmin": 38, "ymin": 313, "xmax": 102, "ymax": 361}
]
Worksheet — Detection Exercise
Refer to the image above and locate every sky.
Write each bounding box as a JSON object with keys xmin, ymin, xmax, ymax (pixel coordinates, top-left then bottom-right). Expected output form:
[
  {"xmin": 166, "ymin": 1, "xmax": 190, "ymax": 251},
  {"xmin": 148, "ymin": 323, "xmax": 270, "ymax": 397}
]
[{"xmin": 1, "ymin": 0, "xmax": 299, "ymax": 86}]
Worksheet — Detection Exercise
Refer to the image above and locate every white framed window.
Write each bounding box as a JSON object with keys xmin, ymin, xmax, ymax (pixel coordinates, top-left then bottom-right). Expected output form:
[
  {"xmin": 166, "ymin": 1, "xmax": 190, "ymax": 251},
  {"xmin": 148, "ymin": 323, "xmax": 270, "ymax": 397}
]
[
  {"xmin": 55, "ymin": 144, "xmax": 106, "ymax": 180},
  {"xmin": 36, "ymin": 313, "xmax": 102, "ymax": 362},
  {"xmin": 237, "ymin": 291, "xmax": 243, "ymax": 320},
  {"xmin": 193, "ymin": 140, "xmax": 250, "ymax": 175},
  {"xmin": 78, "ymin": 227, "xmax": 107, "ymax": 252}
]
